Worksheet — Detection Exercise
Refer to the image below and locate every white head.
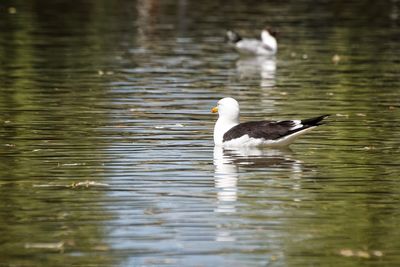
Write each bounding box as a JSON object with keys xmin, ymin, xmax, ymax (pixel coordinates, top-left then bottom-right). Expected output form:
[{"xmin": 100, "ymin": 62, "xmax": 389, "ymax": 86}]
[
  {"xmin": 261, "ymin": 27, "xmax": 278, "ymax": 53},
  {"xmin": 212, "ymin": 97, "xmax": 240, "ymax": 122},
  {"xmin": 212, "ymin": 97, "xmax": 240, "ymax": 146}
]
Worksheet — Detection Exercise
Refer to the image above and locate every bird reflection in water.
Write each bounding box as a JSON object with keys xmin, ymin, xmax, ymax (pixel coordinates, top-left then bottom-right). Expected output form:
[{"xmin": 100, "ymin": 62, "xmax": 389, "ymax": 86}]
[
  {"xmin": 214, "ymin": 146, "xmax": 303, "ymax": 242},
  {"xmin": 213, "ymin": 146, "xmax": 304, "ymax": 242},
  {"xmin": 213, "ymin": 146, "xmax": 303, "ymax": 214},
  {"xmin": 213, "ymin": 146, "xmax": 239, "ymax": 214},
  {"xmin": 236, "ymin": 55, "xmax": 277, "ymax": 88}
]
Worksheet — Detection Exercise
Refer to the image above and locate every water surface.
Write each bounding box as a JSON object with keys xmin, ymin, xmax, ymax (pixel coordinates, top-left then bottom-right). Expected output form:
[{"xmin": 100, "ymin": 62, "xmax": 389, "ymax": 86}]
[{"xmin": 1, "ymin": 0, "xmax": 400, "ymax": 266}]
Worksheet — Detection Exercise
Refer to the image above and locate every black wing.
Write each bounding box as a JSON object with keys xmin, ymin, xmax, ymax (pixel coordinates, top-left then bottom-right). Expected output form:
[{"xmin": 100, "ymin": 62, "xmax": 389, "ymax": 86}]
[
  {"xmin": 261, "ymin": 43, "xmax": 274, "ymax": 52},
  {"xmin": 223, "ymin": 115, "xmax": 329, "ymax": 142}
]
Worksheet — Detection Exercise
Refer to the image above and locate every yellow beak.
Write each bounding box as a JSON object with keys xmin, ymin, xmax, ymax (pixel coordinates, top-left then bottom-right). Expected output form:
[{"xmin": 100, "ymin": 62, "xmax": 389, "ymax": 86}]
[{"xmin": 211, "ymin": 106, "xmax": 218, "ymax": 113}]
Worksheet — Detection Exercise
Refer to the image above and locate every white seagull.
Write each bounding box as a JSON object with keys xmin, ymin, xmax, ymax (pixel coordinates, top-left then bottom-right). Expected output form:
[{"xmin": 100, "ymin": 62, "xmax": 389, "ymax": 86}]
[
  {"xmin": 211, "ymin": 97, "xmax": 329, "ymax": 147},
  {"xmin": 226, "ymin": 27, "xmax": 278, "ymax": 56}
]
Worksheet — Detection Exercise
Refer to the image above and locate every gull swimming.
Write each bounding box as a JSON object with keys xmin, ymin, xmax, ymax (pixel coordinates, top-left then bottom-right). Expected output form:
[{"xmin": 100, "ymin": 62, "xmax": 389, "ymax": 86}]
[
  {"xmin": 226, "ymin": 27, "xmax": 278, "ymax": 56},
  {"xmin": 212, "ymin": 97, "xmax": 329, "ymax": 147}
]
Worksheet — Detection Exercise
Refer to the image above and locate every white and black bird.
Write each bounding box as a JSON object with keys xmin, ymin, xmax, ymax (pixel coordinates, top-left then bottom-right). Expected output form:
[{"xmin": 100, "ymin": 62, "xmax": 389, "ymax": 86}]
[
  {"xmin": 211, "ymin": 97, "xmax": 329, "ymax": 147},
  {"xmin": 226, "ymin": 27, "xmax": 278, "ymax": 56}
]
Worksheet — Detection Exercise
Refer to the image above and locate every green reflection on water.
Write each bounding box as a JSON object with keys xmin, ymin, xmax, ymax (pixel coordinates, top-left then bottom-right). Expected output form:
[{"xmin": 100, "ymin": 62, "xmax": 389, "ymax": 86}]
[
  {"xmin": 0, "ymin": 0, "xmax": 129, "ymax": 265},
  {"xmin": 1, "ymin": 0, "xmax": 400, "ymax": 266}
]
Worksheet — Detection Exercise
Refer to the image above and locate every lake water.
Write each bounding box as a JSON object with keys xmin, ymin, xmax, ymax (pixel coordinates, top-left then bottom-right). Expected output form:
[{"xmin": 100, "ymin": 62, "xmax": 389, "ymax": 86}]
[{"xmin": 1, "ymin": 0, "xmax": 400, "ymax": 266}]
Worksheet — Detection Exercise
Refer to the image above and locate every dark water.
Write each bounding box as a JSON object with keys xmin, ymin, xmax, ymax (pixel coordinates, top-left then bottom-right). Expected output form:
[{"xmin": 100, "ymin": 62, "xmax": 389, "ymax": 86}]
[{"xmin": 1, "ymin": 0, "xmax": 400, "ymax": 266}]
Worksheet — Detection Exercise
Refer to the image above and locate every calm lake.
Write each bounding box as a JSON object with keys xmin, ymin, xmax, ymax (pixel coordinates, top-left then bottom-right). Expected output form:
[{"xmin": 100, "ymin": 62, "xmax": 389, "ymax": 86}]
[{"xmin": 1, "ymin": 0, "xmax": 400, "ymax": 266}]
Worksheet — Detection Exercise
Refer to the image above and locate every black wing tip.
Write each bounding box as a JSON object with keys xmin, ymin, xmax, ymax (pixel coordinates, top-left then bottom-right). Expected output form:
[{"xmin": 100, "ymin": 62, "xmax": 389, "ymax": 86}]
[
  {"xmin": 226, "ymin": 30, "xmax": 242, "ymax": 43},
  {"xmin": 301, "ymin": 114, "xmax": 330, "ymax": 126}
]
